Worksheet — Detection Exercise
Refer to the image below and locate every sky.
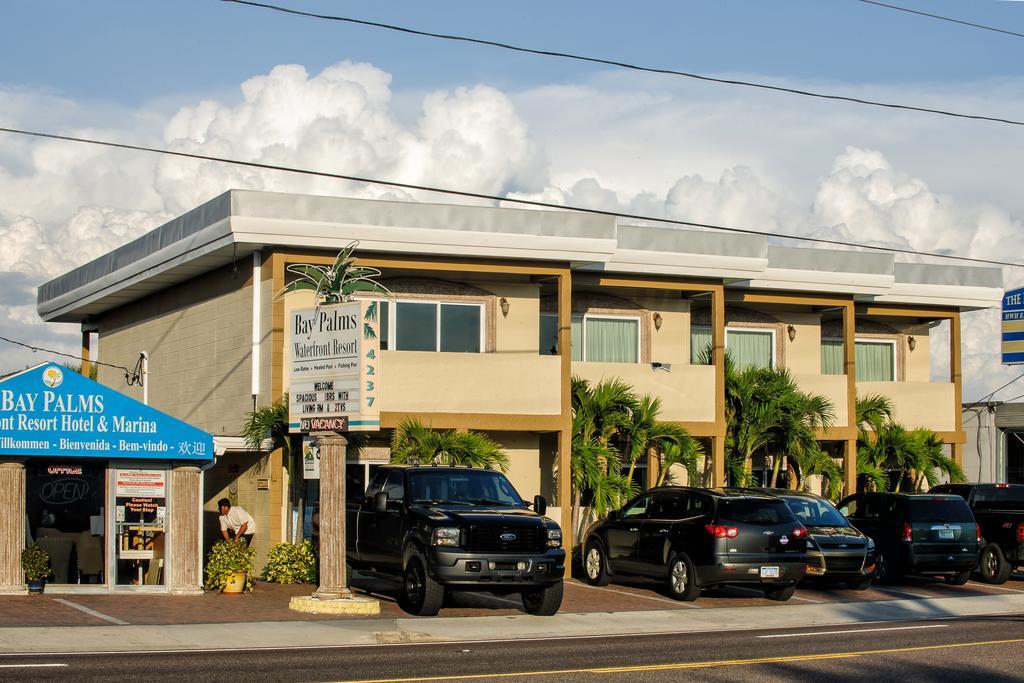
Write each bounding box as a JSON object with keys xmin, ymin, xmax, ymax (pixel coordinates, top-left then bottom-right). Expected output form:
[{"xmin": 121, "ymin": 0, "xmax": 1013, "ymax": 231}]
[{"xmin": 1, "ymin": 0, "xmax": 1024, "ymax": 400}]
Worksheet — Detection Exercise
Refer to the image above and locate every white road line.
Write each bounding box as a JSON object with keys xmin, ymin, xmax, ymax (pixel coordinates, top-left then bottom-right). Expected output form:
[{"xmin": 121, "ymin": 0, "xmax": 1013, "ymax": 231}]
[
  {"xmin": 568, "ymin": 581, "xmax": 701, "ymax": 608},
  {"xmin": 757, "ymin": 624, "xmax": 949, "ymax": 638},
  {"xmin": 723, "ymin": 586, "xmax": 822, "ymax": 603},
  {"xmin": 53, "ymin": 599, "xmax": 129, "ymax": 625},
  {"xmin": 0, "ymin": 664, "xmax": 69, "ymax": 669},
  {"xmin": 870, "ymin": 586, "xmax": 932, "ymax": 599},
  {"xmin": 968, "ymin": 582, "xmax": 1024, "ymax": 593}
]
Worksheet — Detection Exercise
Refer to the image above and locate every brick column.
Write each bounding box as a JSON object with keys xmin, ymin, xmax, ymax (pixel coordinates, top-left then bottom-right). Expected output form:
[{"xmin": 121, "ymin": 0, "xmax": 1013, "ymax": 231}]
[
  {"xmin": 168, "ymin": 464, "xmax": 203, "ymax": 594},
  {"xmin": 313, "ymin": 433, "xmax": 351, "ymax": 600},
  {"xmin": 0, "ymin": 461, "xmax": 26, "ymax": 594}
]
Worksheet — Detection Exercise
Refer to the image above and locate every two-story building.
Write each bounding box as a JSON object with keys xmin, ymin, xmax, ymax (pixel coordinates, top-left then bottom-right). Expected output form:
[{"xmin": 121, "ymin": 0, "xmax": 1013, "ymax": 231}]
[{"xmin": 35, "ymin": 190, "xmax": 1002, "ymax": 566}]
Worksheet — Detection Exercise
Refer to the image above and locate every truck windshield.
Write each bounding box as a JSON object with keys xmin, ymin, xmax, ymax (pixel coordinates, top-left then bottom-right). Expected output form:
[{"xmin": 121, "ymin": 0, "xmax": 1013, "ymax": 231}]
[
  {"xmin": 974, "ymin": 487, "xmax": 1024, "ymax": 511},
  {"xmin": 781, "ymin": 496, "xmax": 848, "ymax": 527},
  {"xmin": 909, "ymin": 498, "xmax": 975, "ymax": 523},
  {"xmin": 409, "ymin": 470, "xmax": 525, "ymax": 507}
]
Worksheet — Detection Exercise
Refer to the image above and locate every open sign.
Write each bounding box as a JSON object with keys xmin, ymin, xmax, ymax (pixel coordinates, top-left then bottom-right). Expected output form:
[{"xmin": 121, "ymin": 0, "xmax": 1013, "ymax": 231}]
[{"xmin": 39, "ymin": 478, "xmax": 90, "ymax": 504}]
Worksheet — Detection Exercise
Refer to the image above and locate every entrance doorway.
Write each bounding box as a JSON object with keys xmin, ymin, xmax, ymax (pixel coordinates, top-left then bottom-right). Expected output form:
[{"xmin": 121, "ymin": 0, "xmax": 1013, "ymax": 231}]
[
  {"xmin": 25, "ymin": 462, "xmax": 106, "ymax": 585},
  {"xmin": 112, "ymin": 468, "xmax": 168, "ymax": 587}
]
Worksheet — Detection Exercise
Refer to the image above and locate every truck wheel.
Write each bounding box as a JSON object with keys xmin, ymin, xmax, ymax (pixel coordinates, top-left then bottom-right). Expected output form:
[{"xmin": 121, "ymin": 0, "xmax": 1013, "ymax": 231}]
[
  {"xmin": 401, "ymin": 556, "xmax": 444, "ymax": 616},
  {"xmin": 944, "ymin": 570, "xmax": 971, "ymax": 586},
  {"xmin": 764, "ymin": 584, "xmax": 796, "ymax": 601},
  {"xmin": 521, "ymin": 581, "xmax": 563, "ymax": 616},
  {"xmin": 583, "ymin": 542, "xmax": 610, "ymax": 586},
  {"xmin": 979, "ymin": 544, "xmax": 1013, "ymax": 585},
  {"xmin": 666, "ymin": 554, "xmax": 701, "ymax": 602}
]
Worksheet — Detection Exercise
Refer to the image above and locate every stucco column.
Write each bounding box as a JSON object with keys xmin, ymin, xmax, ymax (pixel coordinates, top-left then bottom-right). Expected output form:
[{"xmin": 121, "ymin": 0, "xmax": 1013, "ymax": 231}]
[
  {"xmin": 314, "ymin": 433, "xmax": 351, "ymax": 600},
  {"xmin": 843, "ymin": 440, "xmax": 858, "ymax": 497},
  {"xmin": 711, "ymin": 284, "xmax": 726, "ymax": 488},
  {"xmin": 0, "ymin": 460, "xmax": 26, "ymax": 594},
  {"xmin": 168, "ymin": 464, "xmax": 203, "ymax": 594}
]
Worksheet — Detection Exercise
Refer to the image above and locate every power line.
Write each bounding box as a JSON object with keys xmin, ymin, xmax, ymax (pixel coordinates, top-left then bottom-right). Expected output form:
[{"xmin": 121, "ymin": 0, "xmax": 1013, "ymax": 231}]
[
  {"xmin": 0, "ymin": 334, "xmax": 141, "ymax": 386},
  {"xmin": 854, "ymin": 0, "xmax": 1024, "ymax": 40},
  {"xmin": 1, "ymin": 124, "xmax": 1021, "ymax": 269},
  {"xmin": 963, "ymin": 371, "xmax": 1024, "ymax": 411},
  {"xmin": 218, "ymin": 0, "xmax": 1024, "ymax": 127}
]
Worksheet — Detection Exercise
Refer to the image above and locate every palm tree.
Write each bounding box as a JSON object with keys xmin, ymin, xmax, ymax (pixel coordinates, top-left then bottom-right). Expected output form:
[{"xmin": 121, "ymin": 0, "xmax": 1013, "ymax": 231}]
[
  {"xmin": 620, "ymin": 394, "xmax": 701, "ymax": 487},
  {"xmin": 911, "ymin": 429, "xmax": 966, "ymax": 490},
  {"xmin": 275, "ymin": 241, "xmax": 391, "ymax": 305},
  {"xmin": 389, "ymin": 417, "xmax": 509, "ymax": 471},
  {"xmin": 242, "ymin": 393, "xmax": 292, "ymax": 464},
  {"xmin": 656, "ymin": 440, "xmax": 703, "ymax": 487}
]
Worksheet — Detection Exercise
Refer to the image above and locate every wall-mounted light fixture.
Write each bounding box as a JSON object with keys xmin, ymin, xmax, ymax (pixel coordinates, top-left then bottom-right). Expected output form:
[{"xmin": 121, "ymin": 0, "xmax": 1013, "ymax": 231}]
[
  {"xmin": 908, "ymin": 335, "xmax": 917, "ymax": 352},
  {"xmin": 787, "ymin": 324, "xmax": 797, "ymax": 342},
  {"xmin": 499, "ymin": 297, "xmax": 510, "ymax": 317},
  {"xmin": 653, "ymin": 312, "xmax": 663, "ymax": 331}
]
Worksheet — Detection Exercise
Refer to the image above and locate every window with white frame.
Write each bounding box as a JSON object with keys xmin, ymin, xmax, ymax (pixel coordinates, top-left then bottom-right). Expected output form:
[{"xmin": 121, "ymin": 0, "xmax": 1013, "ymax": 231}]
[
  {"xmin": 379, "ymin": 300, "xmax": 483, "ymax": 353},
  {"xmin": 540, "ymin": 313, "xmax": 640, "ymax": 363},
  {"xmin": 689, "ymin": 325, "xmax": 774, "ymax": 369},
  {"xmin": 821, "ymin": 338, "xmax": 897, "ymax": 381}
]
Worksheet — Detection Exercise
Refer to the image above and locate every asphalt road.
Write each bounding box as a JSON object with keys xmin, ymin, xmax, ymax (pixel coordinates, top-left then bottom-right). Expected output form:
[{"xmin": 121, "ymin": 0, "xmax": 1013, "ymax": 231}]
[{"xmin": 2, "ymin": 615, "xmax": 1024, "ymax": 682}]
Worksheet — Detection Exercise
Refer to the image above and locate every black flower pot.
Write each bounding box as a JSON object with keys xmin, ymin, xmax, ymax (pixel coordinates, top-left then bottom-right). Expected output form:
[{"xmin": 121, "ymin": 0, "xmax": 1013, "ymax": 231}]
[{"xmin": 27, "ymin": 579, "xmax": 45, "ymax": 594}]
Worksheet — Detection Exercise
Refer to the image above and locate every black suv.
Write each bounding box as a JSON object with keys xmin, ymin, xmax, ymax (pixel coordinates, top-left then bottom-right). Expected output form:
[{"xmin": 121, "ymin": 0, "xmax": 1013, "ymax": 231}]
[
  {"xmin": 735, "ymin": 489, "xmax": 876, "ymax": 589},
  {"xmin": 930, "ymin": 483, "xmax": 1024, "ymax": 584},
  {"xmin": 581, "ymin": 487, "xmax": 807, "ymax": 602},
  {"xmin": 346, "ymin": 465, "xmax": 565, "ymax": 616},
  {"xmin": 838, "ymin": 492, "xmax": 980, "ymax": 584}
]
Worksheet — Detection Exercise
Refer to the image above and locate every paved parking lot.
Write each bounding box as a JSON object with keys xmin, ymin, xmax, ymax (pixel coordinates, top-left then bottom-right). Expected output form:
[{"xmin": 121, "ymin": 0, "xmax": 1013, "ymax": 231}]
[{"xmin": 1, "ymin": 572, "xmax": 1021, "ymax": 628}]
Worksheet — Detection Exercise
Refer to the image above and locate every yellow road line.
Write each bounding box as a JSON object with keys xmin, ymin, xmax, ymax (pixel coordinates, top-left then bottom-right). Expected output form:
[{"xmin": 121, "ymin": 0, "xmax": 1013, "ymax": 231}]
[{"xmin": 335, "ymin": 637, "xmax": 1024, "ymax": 682}]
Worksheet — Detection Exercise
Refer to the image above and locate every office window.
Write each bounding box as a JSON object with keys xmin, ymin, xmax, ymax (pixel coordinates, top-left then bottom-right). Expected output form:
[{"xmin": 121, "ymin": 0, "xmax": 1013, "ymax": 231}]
[
  {"xmin": 728, "ymin": 329, "xmax": 774, "ymax": 370},
  {"xmin": 380, "ymin": 300, "xmax": 482, "ymax": 353},
  {"xmin": 856, "ymin": 340, "xmax": 896, "ymax": 381},
  {"xmin": 540, "ymin": 313, "xmax": 639, "ymax": 363}
]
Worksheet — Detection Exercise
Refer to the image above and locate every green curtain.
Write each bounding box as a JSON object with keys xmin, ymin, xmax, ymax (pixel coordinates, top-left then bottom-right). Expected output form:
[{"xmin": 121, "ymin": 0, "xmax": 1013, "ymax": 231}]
[
  {"xmin": 821, "ymin": 339, "xmax": 843, "ymax": 375},
  {"xmin": 585, "ymin": 317, "xmax": 638, "ymax": 363},
  {"xmin": 690, "ymin": 325, "xmax": 712, "ymax": 364},
  {"xmin": 856, "ymin": 341, "xmax": 895, "ymax": 381},
  {"xmin": 727, "ymin": 329, "xmax": 772, "ymax": 369},
  {"xmin": 571, "ymin": 315, "xmax": 583, "ymax": 361}
]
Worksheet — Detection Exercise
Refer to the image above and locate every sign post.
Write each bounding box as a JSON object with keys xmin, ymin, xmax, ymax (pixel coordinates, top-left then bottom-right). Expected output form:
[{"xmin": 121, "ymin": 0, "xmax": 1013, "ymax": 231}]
[{"xmin": 1002, "ymin": 287, "xmax": 1024, "ymax": 365}]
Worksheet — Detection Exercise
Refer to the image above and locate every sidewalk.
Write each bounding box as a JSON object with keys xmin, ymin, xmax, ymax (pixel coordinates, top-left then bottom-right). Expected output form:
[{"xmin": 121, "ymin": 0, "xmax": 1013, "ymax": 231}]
[{"xmin": 2, "ymin": 591, "xmax": 1023, "ymax": 654}]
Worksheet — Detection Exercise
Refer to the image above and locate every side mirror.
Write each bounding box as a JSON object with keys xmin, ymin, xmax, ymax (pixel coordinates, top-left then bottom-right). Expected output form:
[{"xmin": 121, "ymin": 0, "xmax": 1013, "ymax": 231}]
[
  {"xmin": 374, "ymin": 491, "xmax": 388, "ymax": 514},
  {"xmin": 533, "ymin": 495, "xmax": 547, "ymax": 516}
]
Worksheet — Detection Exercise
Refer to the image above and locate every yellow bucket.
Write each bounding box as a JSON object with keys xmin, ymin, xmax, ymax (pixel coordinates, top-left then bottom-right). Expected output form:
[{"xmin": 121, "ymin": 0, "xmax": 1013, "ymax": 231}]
[{"xmin": 223, "ymin": 570, "xmax": 248, "ymax": 594}]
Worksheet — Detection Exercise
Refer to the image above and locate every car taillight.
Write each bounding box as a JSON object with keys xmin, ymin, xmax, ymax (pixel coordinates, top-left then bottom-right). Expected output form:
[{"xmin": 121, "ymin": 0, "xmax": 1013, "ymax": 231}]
[
  {"xmin": 977, "ymin": 524, "xmax": 982, "ymax": 544},
  {"xmin": 902, "ymin": 522, "xmax": 913, "ymax": 543},
  {"xmin": 705, "ymin": 524, "xmax": 739, "ymax": 538},
  {"xmin": 792, "ymin": 526, "xmax": 808, "ymax": 538},
  {"xmin": 1017, "ymin": 522, "xmax": 1024, "ymax": 543},
  {"xmin": 996, "ymin": 483, "xmax": 1010, "ymax": 489}
]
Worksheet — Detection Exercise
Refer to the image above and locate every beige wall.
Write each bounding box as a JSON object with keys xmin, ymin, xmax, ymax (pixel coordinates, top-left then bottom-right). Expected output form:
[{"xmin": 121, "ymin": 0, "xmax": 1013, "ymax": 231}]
[
  {"xmin": 905, "ymin": 334, "xmax": 931, "ymax": 382},
  {"xmin": 633, "ymin": 294, "xmax": 690, "ymax": 367},
  {"xmin": 793, "ymin": 374, "xmax": 849, "ymax": 427},
  {"xmin": 859, "ymin": 381, "xmax": 956, "ymax": 432},
  {"xmin": 573, "ymin": 362, "xmax": 716, "ymax": 422},
  {"xmin": 96, "ymin": 265, "xmax": 254, "ymax": 436},
  {"xmin": 484, "ymin": 282, "xmax": 541, "ymax": 353},
  {"xmin": 202, "ymin": 452, "xmax": 275, "ymax": 574},
  {"xmin": 488, "ymin": 432, "xmax": 542, "ymax": 501},
  {"xmin": 779, "ymin": 312, "xmax": 823, "ymax": 375}
]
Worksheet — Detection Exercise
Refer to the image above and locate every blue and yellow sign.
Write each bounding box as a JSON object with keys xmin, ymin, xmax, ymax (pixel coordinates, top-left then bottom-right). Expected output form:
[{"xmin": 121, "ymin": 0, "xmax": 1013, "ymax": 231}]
[
  {"xmin": 1002, "ymin": 287, "xmax": 1024, "ymax": 365},
  {"xmin": 0, "ymin": 362, "xmax": 213, "ymax": 460}
]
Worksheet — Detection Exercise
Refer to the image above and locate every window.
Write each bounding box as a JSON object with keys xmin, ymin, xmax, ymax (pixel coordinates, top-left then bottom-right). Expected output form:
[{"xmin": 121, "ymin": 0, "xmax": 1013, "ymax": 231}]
[
  {"xmin": 690, "ymin": 326, "xmax": 774, "ymax": 369},
  {"xmin": 379, "ymin": 300, "xmax": 482, "ymax": 353},
  {"xmin": 821, "ymin": 339, "xmax": 896, "ymax": 381},
  {"xmin": 622, "ymin": 494, "xmax": 653, "ymax": 520},
  {"xmin": 382, "ymin": 470, "xmax": 405, "ymax": 503},
  {"xmin": 540, "ymin": 313, "xmax": 639, "ymax": 363}
]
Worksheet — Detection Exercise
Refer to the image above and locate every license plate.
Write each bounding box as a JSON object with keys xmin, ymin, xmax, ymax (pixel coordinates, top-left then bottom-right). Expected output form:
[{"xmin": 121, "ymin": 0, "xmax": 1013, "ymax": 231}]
[
  {"xmin": 760, "ymin": 566, "xmax": 780, "ymax": 578},
  {"xmin": 938, "ymin": 529, "xmax": 955, "ymax": 540}
]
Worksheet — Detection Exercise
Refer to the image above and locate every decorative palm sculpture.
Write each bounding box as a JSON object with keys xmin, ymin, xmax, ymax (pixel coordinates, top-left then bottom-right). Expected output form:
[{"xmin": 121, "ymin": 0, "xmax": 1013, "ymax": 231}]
[{"xmin": 274, "ymin": 241, "xmax": 391, "ymax": 339}]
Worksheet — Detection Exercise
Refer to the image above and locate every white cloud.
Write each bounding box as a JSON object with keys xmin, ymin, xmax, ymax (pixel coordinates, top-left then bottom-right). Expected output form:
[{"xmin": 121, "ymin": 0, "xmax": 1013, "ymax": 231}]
[{"xmin": 0, "ymin": 61, "xmax": 1022, "ymax": 400}]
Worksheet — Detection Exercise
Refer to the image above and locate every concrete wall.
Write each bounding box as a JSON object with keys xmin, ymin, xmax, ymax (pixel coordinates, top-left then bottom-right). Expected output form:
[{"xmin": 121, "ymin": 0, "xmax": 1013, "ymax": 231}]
[
  {"xmin": 572, "ymin": 362, "xmax": 717, "ymax": 423},
  {"xmin": 488, "ymin": 432, "xmax": 543, "ymax": 502},
  {"xmin": 202, "ymin": 451, "xmax": 277, "ymax": 574},
  {"xmin": 793, "ymin": 374, "xmax": 849, "ymax": 427},
  {"xmin": 96, "ymin": 265, "xmax": 254, "ymax": 436},
  {"xmin": 860, "ymin": 381, "xmax": 956, "ymax": 432}
]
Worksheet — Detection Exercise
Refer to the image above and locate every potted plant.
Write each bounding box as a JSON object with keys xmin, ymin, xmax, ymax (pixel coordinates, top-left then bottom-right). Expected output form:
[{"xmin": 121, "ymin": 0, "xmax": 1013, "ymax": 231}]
[
  {"xmin": 204, "ymin": 539, "xmax": 255, "ymax": 594},
  {"xmin": 22, "ymin": 544, "xmax": 51, "ymax": 594},
  {"xmin": 262, "ymin": 541, "xmax": 317, "ymax": 585}
]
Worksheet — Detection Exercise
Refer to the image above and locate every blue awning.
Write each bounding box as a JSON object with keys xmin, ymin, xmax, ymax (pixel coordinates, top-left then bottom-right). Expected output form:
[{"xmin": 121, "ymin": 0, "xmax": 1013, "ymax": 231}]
[{"xmin": 0, "ymin": 362, "xmax": 213, "ymax": 461}]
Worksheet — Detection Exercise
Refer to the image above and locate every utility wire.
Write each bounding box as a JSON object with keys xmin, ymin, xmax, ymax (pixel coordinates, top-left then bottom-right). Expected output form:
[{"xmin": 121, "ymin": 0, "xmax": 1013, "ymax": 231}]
[
  {"xmin": 1, "ymin": 124, "xmax": 1021, "ymax": 269},
  {"xmin": 219, "ymin": 0, "xmax": 1024, "ymax": 127},
  {"xmin": 854, "ymin": 0, "xmax": 1024, "ymax": 40},
  {"xmin": 0, "ymin": 334, "xmax": 141, "ymax": 386},
  {"xmin": 963, "ymin": 371, "xmax": 1024, "ymax": 411}
]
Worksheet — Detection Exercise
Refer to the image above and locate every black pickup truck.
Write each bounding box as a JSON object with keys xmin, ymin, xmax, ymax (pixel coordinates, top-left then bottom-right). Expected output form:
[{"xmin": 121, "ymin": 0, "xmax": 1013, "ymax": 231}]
[
  {"xmin": 931, "ymin": 483, "xmax": 1024, "ymax": 584},
  {"xmin": 346, "ymin": 465, "xmax": 565, "ymax": 616}
]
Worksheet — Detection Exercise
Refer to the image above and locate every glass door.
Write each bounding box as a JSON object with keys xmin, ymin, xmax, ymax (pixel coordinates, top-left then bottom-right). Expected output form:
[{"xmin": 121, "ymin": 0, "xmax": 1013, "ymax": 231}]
[{"xmin": 111, "ymin": 467, "xmax": 168, "ymax": 586}]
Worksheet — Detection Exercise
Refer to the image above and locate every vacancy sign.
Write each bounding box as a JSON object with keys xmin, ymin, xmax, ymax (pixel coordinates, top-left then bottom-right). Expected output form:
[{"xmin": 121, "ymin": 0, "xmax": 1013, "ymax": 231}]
[
  {"xmin": 1003, "ymin": 287, "xmax": 1024, "ymax": 365},
  {"xmin": 288, "ymin": 301, "xmax": 381, "ymax": 433}
]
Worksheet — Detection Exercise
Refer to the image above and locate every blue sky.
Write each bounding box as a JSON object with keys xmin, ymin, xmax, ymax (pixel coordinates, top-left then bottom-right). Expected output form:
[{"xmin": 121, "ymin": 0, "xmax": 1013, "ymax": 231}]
[{"xmin": 4, "ymin": 0, "xmax": 1023, "ymax": 104}]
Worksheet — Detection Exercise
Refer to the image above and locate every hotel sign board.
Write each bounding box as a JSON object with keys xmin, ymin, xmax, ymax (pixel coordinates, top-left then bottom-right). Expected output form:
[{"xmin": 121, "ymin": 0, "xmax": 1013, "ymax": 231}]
[
  {"xmin": 0, "ymin": 362, "xmax": 214, "ymax": 460},
  {"xmin": 1003, "ymin": 287, "xmax": 1024, "ymax": 365},
  {"xmin": 288, "ymin": 301, "xmax": 381, "ymax": 433}
]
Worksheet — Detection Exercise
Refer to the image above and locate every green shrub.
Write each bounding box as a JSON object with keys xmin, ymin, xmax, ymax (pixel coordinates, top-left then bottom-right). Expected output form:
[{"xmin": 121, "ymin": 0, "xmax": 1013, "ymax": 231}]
[
  {"xmin": 262, "ymin": 541, "xmax": 317, "ymax": 584},
  {"xmin": 22, "ymin": 544, "xmax": 51, "ymax": 582},
  {"xmin": 204, "ymin": 539, "xmax": 255, "ymax": 592}
]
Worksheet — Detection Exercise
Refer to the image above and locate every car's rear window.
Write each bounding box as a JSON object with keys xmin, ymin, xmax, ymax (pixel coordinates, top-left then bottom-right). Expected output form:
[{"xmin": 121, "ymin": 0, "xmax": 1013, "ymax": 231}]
[
  {"xmin": 908, "ymin": 498, "xmax": 975, "ymax": 523},
  {"xmin": 718, "ymin": 499, "xmax": 795, "ymax": 526},
  {"xmin": 973, "ymin": 487, "xmax": 1024, "ymax": 511}
]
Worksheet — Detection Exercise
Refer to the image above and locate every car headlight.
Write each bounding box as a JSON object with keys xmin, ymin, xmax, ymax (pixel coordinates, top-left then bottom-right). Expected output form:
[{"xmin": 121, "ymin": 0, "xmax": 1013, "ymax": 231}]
[
  {"xmin": 432, "ymin": 527, "xmax": 460, "ymax": 547},
  {"xmin": 546, "ymin": 528, "xmax": 562, "ymax": 548}
]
